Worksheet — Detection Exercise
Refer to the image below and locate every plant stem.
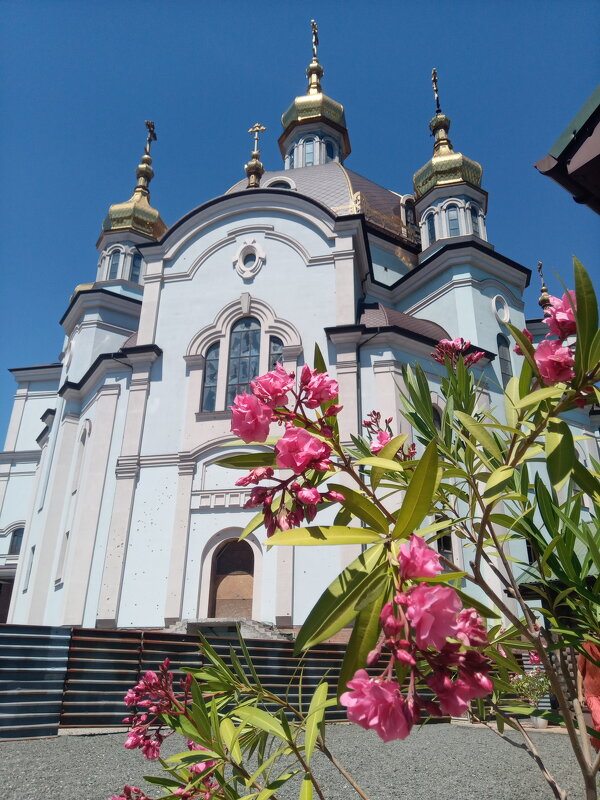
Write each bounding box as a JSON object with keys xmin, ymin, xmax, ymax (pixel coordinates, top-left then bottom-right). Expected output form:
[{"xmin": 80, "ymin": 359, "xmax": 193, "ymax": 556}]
[{"xmin": 318, "ymin": 741, "xmax": 373, "ymax": 800}]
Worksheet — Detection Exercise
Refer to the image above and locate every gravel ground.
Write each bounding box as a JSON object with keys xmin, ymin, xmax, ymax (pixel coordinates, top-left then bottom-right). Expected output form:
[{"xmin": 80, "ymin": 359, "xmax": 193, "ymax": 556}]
[{"xmin": 0, "ymin": 723, "xmax": 592, "ymax": 800}]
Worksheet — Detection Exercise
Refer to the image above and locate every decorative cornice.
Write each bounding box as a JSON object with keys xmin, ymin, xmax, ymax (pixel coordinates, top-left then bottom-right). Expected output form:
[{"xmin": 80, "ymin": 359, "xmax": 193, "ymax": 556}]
[
  {"xmin": 58, "ymin": 345, "xmax": 162, "ymax": 400},
  {"xmin": 0, "ymin": 450, "xmax": 42, "ymax": 466},
  {"xmin": 59, "ymin": 287, "xmax": 142, "ymax": 333}
]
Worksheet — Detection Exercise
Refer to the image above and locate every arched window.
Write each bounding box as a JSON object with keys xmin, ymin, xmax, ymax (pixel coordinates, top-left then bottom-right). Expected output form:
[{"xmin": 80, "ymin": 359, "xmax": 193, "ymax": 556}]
[
  {"xmin": 405, "ymin": 201, "xmax": 416, "ymax": 226},
  {"xmin": 201, "ymin": 343, "xmax": 220, "ymax": 412},
  {"xmin": 108, "ymin": 250, "xmax": 120, "ymax": 280},
  {"xmin": 432, "ymin": 406, "xmax": 442, "ymax": 430},
  {"xmin": 226, "ymin": 317, "xmax": 261, "ymax": 405},
  {"xmin": 8, "ymin": 528, "xmax": 24, "ymax": 556},
  {"xmin": 470, "ymin": 206, "xmax": 480, "ymax": 237},
  {"xmin": 325, "ymin": 140, "xmax": 335, "ymax": 163},
  {"xmin": 130, "ymin": 253, "xmax": 143, "ymax": 283},
  {"xmin": 209, "ymin": 539, "xmax": 254, "ymax": 618},
  {"xmin": 426, "ymin": 214, "xmax": 436, "ymax": 245},
  {"xmin": 447, "ymin": 205, "xmax": 460, "ymax": 237},
  {"xmin": 269, "ymin": 336, "xmax": 284, "ymax": 369},
  {"xmin": 288, "ymin": 148, "xmax": 294, "ymax": 168},
  {"xmin": 304, "ymin": 138, "xmax": 314, "ymax": 167},
  {"xmin": 497, "ymin": 334, "xmax": 513, "ymax": 388},
  {"xmin": 269, "ymin": 180, "xmax": 292, "ymax": 189}
]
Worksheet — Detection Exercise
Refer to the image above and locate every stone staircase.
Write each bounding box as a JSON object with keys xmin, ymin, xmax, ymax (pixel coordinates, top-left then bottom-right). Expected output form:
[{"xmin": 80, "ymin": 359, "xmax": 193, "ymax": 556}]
[{"xmin": 166, "ymin": 618, "xmax": 294, "ymax": 642}]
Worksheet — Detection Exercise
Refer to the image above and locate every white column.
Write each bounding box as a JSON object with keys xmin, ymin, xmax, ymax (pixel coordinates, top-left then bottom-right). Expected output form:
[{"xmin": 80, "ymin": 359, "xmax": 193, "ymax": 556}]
[
  {"xmin": 137, "ymin": 272, "xmax": 162, "ymax": 345},
  {"xmin": 164, "ymin": 460, "xmax": 196, "ymax": 625}
]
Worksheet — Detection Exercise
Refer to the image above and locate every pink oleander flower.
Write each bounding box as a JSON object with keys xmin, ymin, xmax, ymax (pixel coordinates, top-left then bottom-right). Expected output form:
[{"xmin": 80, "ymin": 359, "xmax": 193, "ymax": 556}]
[
  {"xmin": 455, "ymin": 608, "xmax": 489, "ymax": 648},
  {"xmin": 398, "ymin": 534, "xmax": 443, "ymax": 580},
  {"xmin": 141, "ymin": 733, "xmax": 163, "ymax": 760},
  {"xmin": 514, "ymin": 327, "xmax": 533, "ymax": 355},
  {"xmin": 324, "ymin": 489, "xmax": 345, "ymax": 502},
  {"xmin": 340, "ymin": 669, "xmax": 416, "ymax": 742},
  {"xmin": 529, "ymin": 651, "xmax": 541, "ymax": 665},
  {"xmin": 427, "ymin": 672, "xmax": 475, "ymax": 717},
  {"xmin": 403, "ymin": 584, "xmax": 461, "ymax": 650},
  {"xmin": 109, "ymin": 787, "xmax": 150, "ymax": 800},
  {"xmin": 230, "ymin": 392, "xmax": 273, "ymax": 443},
  {"xmin": 275, "ymin": 427, "xmax": 332, "ymax": 473},
  {"xmin": 300, "ymin": 365, "xmax": 339, "ymax": 408},
  {"xmin": 432, "ymin": 337, "xmax": 484, "ymax": 369},
  {"xmin": 370, "ymin": 430, "xmax": 391, "ymax": 454},
  {"xmin": 250, "ymin": 363, "xmax": 294, "ymax": 407},
  {"xmin": 534, "ymin": 338, "xmax": 575, "ymax": 385},
  {"xmin": 235, "ymin": 467, "xmax": 274, "ymax": 486},
  {"xmin": 296, "ymin": 486, "xmax": 321, "ymax": 504},
  {"xmin": 544, "ymin": 291, "xmax": 577, "ymax": 340}
]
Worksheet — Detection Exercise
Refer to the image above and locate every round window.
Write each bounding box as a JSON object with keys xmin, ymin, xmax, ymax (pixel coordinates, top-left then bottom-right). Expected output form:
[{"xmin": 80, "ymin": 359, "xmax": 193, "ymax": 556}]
[
  {"xmin": 492, "ymin": 294, "xmax": 510, "ymax": 324},
  {"xmin": 243, "ymin": 252, "xmax": 257, "ymax": 268}
]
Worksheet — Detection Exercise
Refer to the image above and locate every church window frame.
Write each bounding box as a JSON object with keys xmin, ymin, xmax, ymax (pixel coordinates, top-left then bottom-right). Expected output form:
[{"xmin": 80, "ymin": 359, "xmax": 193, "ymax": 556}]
[
  {"xmin": 130, "ymin": 253, "xmax": 143, "ymax": 283},
  {"xmin": 225, "ymin": 316, "xmax": 262, "ymax": 407},
  {"xmin": 426, "ymin": 213, "xmax": 437, "ymax": 247},
  {"xmin": 107, "ymin": 249, "xmax": 121, "ymax": 280},
  {"xmin": 469, "ymin": 205, "xmax": 481, "ymax": 237},
  {"xmin": 201, "ymin": 342, "xmax": 220, "ymax": 412},
  {"xmin": 404, "ymin": 199, "xmax": 416, "ymax": 226},
  {"xmin": 303, "ymin": 137, "xmax": 315, "ymax": 167},
  {"xmin": 324, "ymin": 139, "xmax": 335, "ymax": 163},
  {"xmin": 8, "ymin": 527, "xmax": 24, "ymax": 556},
  {"xmin": 497, "ymin": 333, "xmax": 513, "ymax": 388},
  {"xmin": 288, "ymin": 147, "xmax": 295, "ymax": 169},
  {"xmin": 447, "ymin": 204, "xmax": 460, "ymax": 237}
]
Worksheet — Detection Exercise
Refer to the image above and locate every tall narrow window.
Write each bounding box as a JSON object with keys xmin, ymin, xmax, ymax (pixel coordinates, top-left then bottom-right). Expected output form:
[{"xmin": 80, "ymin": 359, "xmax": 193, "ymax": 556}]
[
  {"xmin": 55, "ymin": 531, "xmax": 70, "ymax": 584},
  {"xmin": 130, "ymin": 253, "xmax": 143, "ymax": 283},
  {"xmin": 226, "ymin": 318, "xmax": 260, "ymax": 405},
  {"xmin": 447, "ymin": 205, "xmax": 460, "ymax": 237},
  {"xmin": 470, "ymin": 206, "xmax": 480, "ymax": 236},
  {"xmin": 497, "ymin": 334, "xmax": 513, "ymax": 388},
  {"xmin": 201, "ymin": 343, "xmax": 220, "ymax": 412},
  {"xmin": 108, "ymin": 250, "xmax": 120, "ymax": 280},
  {"xmin": 304, "ymin": 138, "xmax": 314, "ymax": 167},
  {"xmin": 325, "ymin": 141, "xmax": 335, "ymax": 163},
  {"xmin": 288, "ymin": 148, "xmax": 294, "ymax": 168},
  {"xmin": 8, "ymin": 528, "xmax": 24, "ymax": 555},
  {"xmin": 269, "ymin": 336, "xmax": 284, "ymax": 369},
  {"xmin": 432, "ymin": 406, "xmax": 442, "ymax": 430},
  {"xmin": 426, "ymin": 214, "xmax": 436, "ymax": 245},
  {"xmin": 405, "ymin": 201, "xmax": 416, "ymax": 226}
]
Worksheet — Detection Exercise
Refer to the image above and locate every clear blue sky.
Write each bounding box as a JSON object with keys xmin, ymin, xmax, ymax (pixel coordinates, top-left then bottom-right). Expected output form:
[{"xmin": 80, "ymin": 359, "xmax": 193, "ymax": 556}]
[{"xmin": 1, "ymin": 0, "xmax": 598, "ymax": 437}]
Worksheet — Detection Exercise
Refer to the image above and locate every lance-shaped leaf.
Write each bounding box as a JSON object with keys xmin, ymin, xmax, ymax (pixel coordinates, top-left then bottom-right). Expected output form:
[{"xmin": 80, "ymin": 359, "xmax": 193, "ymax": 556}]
[
  {"xmin": 220, "ymin": 717, "xmax": 242, "ymax": 763},
  {"xmin": 295, "ymin": 544, "xmax": 387, "ymax": 653},
  {"xmin": 266, "ymin": 526, "xmax": 383, "ymax": 547},
  {"xmin": 455, "ymin": 411, "xmax": 502, "ymax": 460},
  {"xmin": 234, "ymin": 706, "xmax": 288, "ymax": 741},
  {"xmin": 326, "ymin": 483, "xmax": 389, "ymax": 533},
  {"xmin": 574, "ymin": 257, "xmax": 599, "ymax": 378},
  {"xmin": 545, "ymin": 418, "xmax": 574, "ymax": 491},
  {"xmin": 509, "ymin": 323, "xmax": 540, "ymax": 377},
  {"xmin": 304, "ymin": 681, "xmax": 329, "ymax": 764},
  {"xmin": 392, "ymin": 440, "xmax": 438, "ymax": 539},
  {"xmin": 483, "ymin": 466, "xmax": 515, "ymax": 499},
  {"xmin": 337, "ymin": 585, "xmax": 387, "ymax": 699},
  {"xmin": 367, "ymin": 434, "xmax": 408, "ymax": 490},
  {"xmin": 217, "ymin": 452, "xmax": 278, "ymax": 470},
  {"xmin": 513, "ymin": 386, "xmax": 564, "ymax": 410},
  {"xmin": 299, "ymin": 776, "xmax": 314, "ymax": 800}
]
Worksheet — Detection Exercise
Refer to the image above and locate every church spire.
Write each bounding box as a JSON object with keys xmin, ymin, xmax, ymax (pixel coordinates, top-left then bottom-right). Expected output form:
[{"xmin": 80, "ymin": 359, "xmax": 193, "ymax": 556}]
[
  {"xmin": 245, "ymin": 123, "xmax": 266, "ymax": 188},
  {"xmin": 102, "ymin": 121, "xmax": 167, "ymax": 240},
  {"xmin": 278, "ymin": 20, "xmax": 351, "ymax": 166},
  {"xmin": 413, "ymin": 69, "xmax": 483, "ymax": 200}
]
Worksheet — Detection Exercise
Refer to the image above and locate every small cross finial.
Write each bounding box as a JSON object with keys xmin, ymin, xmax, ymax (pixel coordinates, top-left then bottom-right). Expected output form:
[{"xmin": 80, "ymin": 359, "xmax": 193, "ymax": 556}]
[
  {"xmin": 248, "ymin": 122, "xmax": 266, "ymax": 153},
  {"xmin": 144, "ymin": 120, "xmax": 157, "ymax": 155},
  {"xmin": 432, "ymin": 68, "xmax": 442, "ymax": 114},
  {"xmin": 537, "ymin": 260, "xmax": 552, "ymax": 312},
  {"xmin": 311, "ymin": 19, "xmax": 319, "ymax": 59}
]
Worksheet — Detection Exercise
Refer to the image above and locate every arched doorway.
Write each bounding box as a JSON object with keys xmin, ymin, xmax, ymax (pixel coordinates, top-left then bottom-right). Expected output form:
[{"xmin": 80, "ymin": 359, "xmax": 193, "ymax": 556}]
[{"xmin": 208, "ymin": 539, "xmax": 254, "ymax": 618}]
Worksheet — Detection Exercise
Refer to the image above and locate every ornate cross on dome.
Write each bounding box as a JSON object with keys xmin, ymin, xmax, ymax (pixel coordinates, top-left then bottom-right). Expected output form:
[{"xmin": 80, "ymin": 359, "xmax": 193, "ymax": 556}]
[
  {"xmin": 248, "ymin": 122, "xmax": 266, "ymax": 153},
  {"xmin": 311, "ymin": 19, "xmax": 319, "ymax": 59},
  {"xmin": 144, "ymin": 120, "xmax": 157, "ymax": 155},
  {"xmin": 431, "ymin": 68, "xmax": 442, "ymax": 114}
]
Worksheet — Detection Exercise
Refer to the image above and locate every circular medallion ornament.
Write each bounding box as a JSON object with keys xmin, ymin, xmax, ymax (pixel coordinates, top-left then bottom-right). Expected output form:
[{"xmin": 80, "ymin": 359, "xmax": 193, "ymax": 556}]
[
  {"xmin": 233, "ymin": 239, "xmax": 265, "ymax": 280},
  {"xmin": 492, "ymin": 294, "xmax": 510, "ymax": 324}
]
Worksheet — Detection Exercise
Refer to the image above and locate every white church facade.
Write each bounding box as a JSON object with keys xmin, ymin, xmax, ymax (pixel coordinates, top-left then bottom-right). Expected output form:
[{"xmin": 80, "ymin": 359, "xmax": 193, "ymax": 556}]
[{"xmin": 1, "ymin": 37, "xmax": 596, "ymax": 631}]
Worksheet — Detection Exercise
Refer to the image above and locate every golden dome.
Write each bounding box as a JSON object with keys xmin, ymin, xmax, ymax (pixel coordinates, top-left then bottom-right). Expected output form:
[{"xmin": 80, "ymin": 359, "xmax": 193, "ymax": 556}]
[
  {"xmin": 281, "ymin": 58, "xmax": 347, "ymax": 130},
  {"xmin": 413, "ymin": 112, "xmax": 483, "ymax": 200},
  {"xmin": 102, "ymin": 122, "xmax": 167, "ymax": 240}
]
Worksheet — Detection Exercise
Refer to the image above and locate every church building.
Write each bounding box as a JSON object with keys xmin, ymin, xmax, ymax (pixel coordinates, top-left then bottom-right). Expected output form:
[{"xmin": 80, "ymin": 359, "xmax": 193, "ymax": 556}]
[{"xmin": 1, "ymin": 28, "xmax": 595, "ymax": 631}]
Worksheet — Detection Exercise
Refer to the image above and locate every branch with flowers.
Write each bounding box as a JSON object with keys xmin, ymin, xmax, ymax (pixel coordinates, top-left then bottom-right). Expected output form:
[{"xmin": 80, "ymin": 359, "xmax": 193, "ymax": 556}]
[{"xmin": 111, "ymin": 259, "xmax": 600, "ymax": 800}]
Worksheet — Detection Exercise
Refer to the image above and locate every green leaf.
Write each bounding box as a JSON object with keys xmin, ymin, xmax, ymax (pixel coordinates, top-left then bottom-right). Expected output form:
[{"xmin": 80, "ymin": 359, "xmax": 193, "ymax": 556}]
[
  {"xmin": 304, "ymin": 681, "xmax": 329, "ymax": 764},
  {"xmin": 393, "ymin": 441, "xmax": 438, "ymax": 539},
  {"xmin": 572, "ymin": 459, "xmax": 600, "ymax": 503},
  {"xmin": 546, "ymin": 418, "xmax": 574, "ymax": 490},
  {"xmin": 326, "ymin": 483, "xmax": 389, "ymax": 533},
  {"xmin": 513, "ymin": 386, "xmax": 564, "ymax": 410},
  {"xmin": 220, "ymin": 717, "xmax": 242, "ymax": 763},
  {"xmin": 483, "ymin": 466, "xmax": 515, "ymax": 499},
  {"xmin": 216, "ymin": 452, "xmax": 277, "ymax": 470},
  {"xmin": 455, "ymin": 411, "xmax": 502, "ymax": 460},
  {"xmin": 354, "ymin": 456, "xmax": 406, "ymax": 474},
  {"xmin": 245, "ymin": 747, "xmax": 294, "ymax": 788},
  {"xmin": 454, "ymin": 588, "xmax": 500, "ymax": 618},
  {"xmin": 337, "ymin": 585, "xmax": 387, "ymax": 699},
  {"xmin": 574, "ymin": 257, "xmax": 599, "ymax": 377},
  {"xmin": 369, "ymin": 434, "xmax": 408, "ymax": 490},
  {"xmin": 266, "ymin": 526, "xmax": 383, "ymax": 547},
  {"xmin": 313, "ymin": 342, "xmax": 328, "ymax": 375},
  {"xmin": 240, "ymin": 509, "xmax": 266, "ymax": 541},
  {"xmin": 234, "ymin": 706, "xmax": 288, "ymax": 741},
  {"xmin": 295, "ymin": 544, "xmax": 387, "ymax": 652},
  {"xmin": 299, "ymin": 776, "xmax": 314, "ymax": 800},
  {"xmin": 508, "ymin": 323, "xmax": 539, "ymax": 376},
  {"xmin": 518, "ymin": 357, "xmax": 534, "ymax": 400}
]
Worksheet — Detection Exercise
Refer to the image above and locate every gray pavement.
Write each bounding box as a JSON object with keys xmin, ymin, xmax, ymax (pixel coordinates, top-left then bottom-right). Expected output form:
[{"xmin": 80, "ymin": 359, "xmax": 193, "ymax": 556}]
[{"xmin": 0, "ymin": 722, "xmax": 591, "ymax": 800}]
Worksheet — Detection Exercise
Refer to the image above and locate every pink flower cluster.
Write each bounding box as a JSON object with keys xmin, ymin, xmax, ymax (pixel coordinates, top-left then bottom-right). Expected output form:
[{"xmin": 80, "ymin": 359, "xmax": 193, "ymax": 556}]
[
  {"xmin": 109, "ymin": 788, "xmax": 151, "ymax": 800},
  {"xmin": 432, "ymin": 338, "xmax": 485, "ymax": 369},
  {"xmin": 515, "ymin": 292, "xmax": 577, "ymax": 386},
  {"xmin": 123, "ymin": 658, "xmax": 191, "ymax": 761},
  {"xmin": 340, "ymin": 535, "xmax": 493, "ymax": 741},
  {"xmin": 231, "ymin": 363, "xmax": 346, "ymax": 536},
  {"xmin": 362, "ymin": 410, "xmax": 417, "ymax": 459}
]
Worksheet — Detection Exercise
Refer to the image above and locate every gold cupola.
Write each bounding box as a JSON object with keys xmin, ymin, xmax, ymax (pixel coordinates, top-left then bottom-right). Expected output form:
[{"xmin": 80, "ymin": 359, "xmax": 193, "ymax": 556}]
[
  {"xmin": 102, "ymin": 121, "xmax": 167, "ymax": 240},
  {"xmin": 279, "ymin": 20, "xmax": 351, "ymax": 162},
  {"xmin": 413, "ymin": 69, "xmax": 483, "ymax": 200}
]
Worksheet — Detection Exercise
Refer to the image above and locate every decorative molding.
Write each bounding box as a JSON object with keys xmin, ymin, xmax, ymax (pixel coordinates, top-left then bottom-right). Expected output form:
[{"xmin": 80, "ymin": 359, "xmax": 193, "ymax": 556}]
[
  {"xmin": 0, "ymin": 450, "xmax": 42, "ymax": 466},
  {"xmin": 233, "ymin": 239, "xmax": 266, "ymax": 280},
  {"xmin": 227, "ymin": 224, "xmax": 274, "ymax": 237},
  {"xmin": 190, "ymin": 489, "xmax": 249, "ymax": 510}
]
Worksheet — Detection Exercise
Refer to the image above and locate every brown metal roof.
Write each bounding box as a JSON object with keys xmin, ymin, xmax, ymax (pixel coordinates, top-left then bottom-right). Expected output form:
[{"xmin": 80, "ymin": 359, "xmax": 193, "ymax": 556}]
[{"xmin": 359, "ymin": 303, "xmax": 450, "ymax": 342}]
